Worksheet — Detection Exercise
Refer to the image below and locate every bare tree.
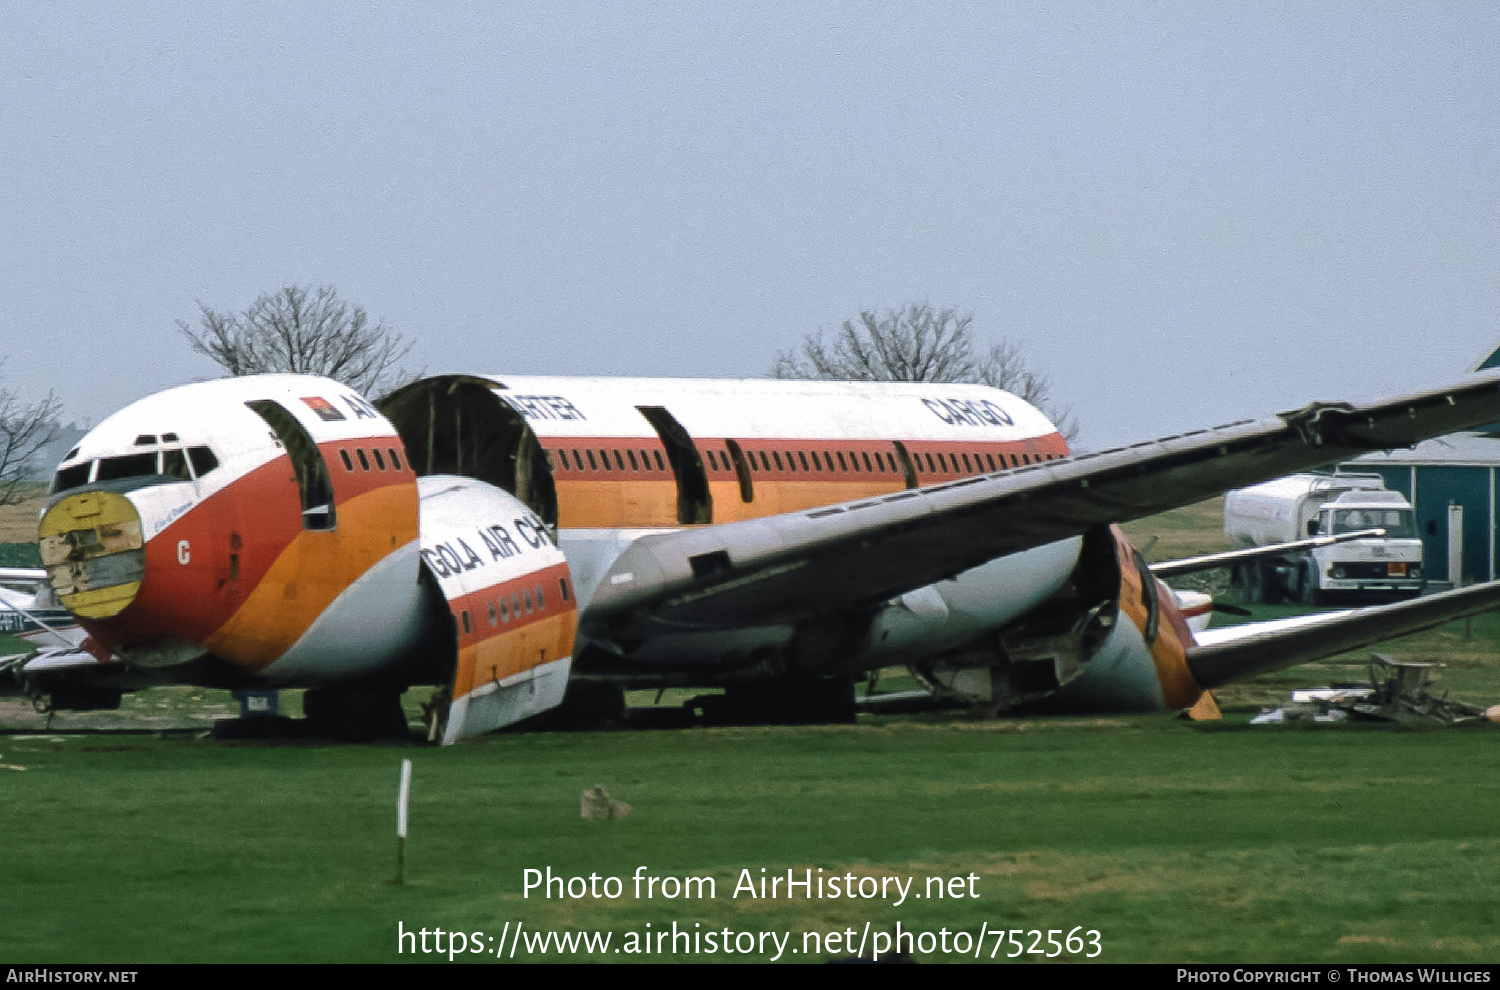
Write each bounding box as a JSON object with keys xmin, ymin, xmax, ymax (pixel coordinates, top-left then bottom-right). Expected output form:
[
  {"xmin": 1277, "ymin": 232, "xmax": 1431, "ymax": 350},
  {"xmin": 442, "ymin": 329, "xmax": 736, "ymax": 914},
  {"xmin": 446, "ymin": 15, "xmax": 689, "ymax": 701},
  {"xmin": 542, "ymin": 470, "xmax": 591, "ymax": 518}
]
[
  {"xmin": 773, "ymin": 303, "xmax": 1078, "ymax": 441},
  {"xmin": 0, "ymin": 367, "xmax": 61, "ymax": 505},
  {"xmin": 178, "ymin": 285, "xmax": 416, "ymax": 398}
]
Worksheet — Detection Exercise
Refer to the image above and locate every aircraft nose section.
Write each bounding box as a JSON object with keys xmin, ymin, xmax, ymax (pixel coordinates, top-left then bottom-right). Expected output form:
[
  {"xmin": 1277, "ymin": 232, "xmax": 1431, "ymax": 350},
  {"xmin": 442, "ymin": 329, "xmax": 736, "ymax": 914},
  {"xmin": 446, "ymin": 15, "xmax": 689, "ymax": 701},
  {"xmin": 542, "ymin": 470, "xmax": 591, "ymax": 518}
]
[{"xmin": 39, "ymin": 490, "xmax": 146, "ymax": 619}]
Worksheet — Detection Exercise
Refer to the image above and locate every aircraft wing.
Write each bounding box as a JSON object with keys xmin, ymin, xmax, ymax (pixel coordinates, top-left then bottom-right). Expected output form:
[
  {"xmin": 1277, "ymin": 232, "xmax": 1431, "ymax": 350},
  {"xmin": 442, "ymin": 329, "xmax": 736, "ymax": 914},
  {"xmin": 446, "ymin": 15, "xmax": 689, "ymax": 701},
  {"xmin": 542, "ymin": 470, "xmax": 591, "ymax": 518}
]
[
  {"xmin": 581, "ymin": 372, "xmax": 1500, "ymax": 642},
  {"xmin": 0, "ymin": 567, "xmax": 47, "ymax": 586},
  {"xmin": 1148, "ymin": 529, "xmax": 1386, "ymax": 578},
  {"xmin": 1187, "ymin": 579, "xmax": 1500, "ymax": 687}
]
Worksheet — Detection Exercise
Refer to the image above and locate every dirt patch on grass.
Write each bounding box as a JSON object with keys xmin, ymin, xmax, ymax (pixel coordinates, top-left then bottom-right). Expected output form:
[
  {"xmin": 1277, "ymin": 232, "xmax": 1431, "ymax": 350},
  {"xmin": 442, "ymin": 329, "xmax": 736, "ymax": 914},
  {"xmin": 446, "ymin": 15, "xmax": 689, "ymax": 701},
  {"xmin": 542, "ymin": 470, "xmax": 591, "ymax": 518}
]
[
  {"xmin": 0, "ymin": 688, "xmax": 235, "ymax": 732},
  {"xmin": 0, "ymin": 490, "xmax": 46, "ymax": 542}
]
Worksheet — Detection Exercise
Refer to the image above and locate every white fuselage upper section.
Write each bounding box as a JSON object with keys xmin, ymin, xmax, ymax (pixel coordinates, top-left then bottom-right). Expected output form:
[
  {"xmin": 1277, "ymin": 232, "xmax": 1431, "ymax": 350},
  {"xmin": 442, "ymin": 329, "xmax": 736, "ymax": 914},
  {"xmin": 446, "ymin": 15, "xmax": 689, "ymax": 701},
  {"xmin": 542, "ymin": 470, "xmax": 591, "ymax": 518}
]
[{"xmin": 451, "ymin": 374, "xmax": 1060, "ymax": 443}]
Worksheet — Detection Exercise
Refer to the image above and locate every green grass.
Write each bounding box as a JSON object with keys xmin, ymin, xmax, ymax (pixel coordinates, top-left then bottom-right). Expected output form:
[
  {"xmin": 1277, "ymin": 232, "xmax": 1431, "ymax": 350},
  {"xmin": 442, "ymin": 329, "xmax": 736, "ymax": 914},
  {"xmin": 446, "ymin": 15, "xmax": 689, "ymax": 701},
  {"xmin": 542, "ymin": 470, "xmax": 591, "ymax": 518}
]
[
  {"xmin": 1121, "ymin": 496, "xmax": 1230, "ymax": 561},
  {"xmin": 2, "ymin": 717, "xmax": 1499, "ymax": 963},
  {"xmin": 0, "ymin": 541, "xmax": 41, "ymax": 567}
]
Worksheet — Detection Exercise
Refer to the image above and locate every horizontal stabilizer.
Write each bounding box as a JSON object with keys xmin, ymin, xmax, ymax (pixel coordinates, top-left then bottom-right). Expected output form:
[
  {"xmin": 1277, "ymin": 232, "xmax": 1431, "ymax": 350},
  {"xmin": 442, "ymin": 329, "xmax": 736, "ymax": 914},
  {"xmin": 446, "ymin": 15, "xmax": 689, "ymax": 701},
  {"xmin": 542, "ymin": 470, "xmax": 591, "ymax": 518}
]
[{"xmin": 1187, "ymin": 581, "xmax": 1500, "ymax": 688}]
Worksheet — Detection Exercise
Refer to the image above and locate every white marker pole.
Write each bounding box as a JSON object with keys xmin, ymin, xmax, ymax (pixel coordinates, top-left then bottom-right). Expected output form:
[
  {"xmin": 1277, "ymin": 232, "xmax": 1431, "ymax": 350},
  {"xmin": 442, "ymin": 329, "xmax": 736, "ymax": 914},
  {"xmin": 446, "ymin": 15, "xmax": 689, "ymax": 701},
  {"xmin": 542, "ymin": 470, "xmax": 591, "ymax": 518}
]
[{"xmin": 395, "ymin": 758, "xmax": 412, "ymax": 885}]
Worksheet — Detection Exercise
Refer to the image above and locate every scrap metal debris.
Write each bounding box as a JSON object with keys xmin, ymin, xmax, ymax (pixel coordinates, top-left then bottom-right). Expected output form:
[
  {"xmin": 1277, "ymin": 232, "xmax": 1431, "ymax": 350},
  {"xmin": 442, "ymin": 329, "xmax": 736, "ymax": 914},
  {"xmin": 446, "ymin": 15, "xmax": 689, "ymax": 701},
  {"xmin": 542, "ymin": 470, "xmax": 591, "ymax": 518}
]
[{"xmin": 1251, "ymin": 653, "xmax": 1498, "ymax": 726}]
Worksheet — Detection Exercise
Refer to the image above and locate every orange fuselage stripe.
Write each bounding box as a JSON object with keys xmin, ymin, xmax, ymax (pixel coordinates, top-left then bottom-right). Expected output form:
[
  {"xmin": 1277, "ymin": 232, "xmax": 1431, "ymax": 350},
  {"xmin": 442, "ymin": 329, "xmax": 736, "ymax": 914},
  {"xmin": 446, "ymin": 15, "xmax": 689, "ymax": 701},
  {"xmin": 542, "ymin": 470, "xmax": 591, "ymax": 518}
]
[
  {"xmin": 204, "ymin": 482, "xmax": 420, "ymax": 669},
  {"xmin": 447, "ymin": 562, "xmax": 577, "ymax": 697},
  {"xmin": 548, "ymin": 432, "xmax": 1068, "ymax": 528}
]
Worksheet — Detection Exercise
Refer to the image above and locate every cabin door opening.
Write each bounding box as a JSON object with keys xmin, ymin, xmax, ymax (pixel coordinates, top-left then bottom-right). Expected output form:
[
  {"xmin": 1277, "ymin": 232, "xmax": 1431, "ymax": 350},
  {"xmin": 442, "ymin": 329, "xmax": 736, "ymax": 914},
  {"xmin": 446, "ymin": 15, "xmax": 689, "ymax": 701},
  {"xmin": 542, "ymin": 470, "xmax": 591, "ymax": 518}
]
[
  {"xmin": 636, "ymin": 406, "xmax": 712, "ymax": 524},
  {"xmin": 245, "ymin": 400, "xmax": 337, "ymax": 530},
  {"xmin": 891, "ymin": 441, "xmax": 920, "ymax": 489}
]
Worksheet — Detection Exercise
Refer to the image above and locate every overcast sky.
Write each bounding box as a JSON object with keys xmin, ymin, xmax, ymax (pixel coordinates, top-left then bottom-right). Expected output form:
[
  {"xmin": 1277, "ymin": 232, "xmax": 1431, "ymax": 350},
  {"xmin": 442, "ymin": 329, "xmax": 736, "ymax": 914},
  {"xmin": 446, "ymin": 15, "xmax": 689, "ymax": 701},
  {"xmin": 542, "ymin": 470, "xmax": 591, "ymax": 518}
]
[{"xmin": 2, "ymin": 3, "xmax": 1496, "ymax": 449}]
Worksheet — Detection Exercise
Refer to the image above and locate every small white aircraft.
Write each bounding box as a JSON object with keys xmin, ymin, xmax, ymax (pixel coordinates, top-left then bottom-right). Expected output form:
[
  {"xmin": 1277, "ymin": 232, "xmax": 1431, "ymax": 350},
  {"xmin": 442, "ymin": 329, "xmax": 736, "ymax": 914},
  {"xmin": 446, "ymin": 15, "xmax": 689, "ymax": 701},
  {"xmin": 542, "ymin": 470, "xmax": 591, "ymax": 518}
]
[{"xmin": 8, "ymin": 370, "xmax": 1500, "ymax": 741}]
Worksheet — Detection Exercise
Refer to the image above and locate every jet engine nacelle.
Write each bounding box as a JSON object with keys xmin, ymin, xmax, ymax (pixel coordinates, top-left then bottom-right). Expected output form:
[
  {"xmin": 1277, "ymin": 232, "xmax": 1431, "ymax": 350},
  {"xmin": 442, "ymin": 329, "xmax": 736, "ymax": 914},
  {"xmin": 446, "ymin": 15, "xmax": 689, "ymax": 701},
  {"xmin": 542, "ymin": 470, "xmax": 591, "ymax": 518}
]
[{"xmin": 909, "ymin": 526, "xmax": 1204, "ymax": 713}]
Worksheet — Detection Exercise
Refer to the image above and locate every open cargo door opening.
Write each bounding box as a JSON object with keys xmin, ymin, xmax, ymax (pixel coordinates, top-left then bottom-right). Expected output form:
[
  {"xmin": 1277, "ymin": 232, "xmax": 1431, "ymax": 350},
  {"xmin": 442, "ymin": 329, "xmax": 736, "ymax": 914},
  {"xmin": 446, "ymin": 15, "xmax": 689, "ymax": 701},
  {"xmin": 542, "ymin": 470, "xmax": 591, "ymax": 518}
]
[{"xmin": 381, "ymin": 377, "xmax": 558, "ymax": 528}]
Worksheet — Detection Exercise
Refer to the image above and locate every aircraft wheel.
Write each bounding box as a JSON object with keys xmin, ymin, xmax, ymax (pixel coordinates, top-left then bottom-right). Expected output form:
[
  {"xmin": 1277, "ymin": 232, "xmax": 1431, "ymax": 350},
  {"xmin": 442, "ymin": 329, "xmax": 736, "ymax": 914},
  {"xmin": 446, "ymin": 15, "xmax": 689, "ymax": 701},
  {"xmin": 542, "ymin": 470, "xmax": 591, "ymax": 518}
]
[
  {"xmin": 1262, "ymin": 566, "xmax": 1287, "ymax": 604},
  {"xmin": 1229, "ymin": 565, "xmax": 1251, "ymax": 604},
  {"xmin": 1231, "ymin": 564, "xmax": 1265, "ymax": 605},
  {"xmin": 1298, "ymin": 565, "xmax": 1321, "ymax": 606}
]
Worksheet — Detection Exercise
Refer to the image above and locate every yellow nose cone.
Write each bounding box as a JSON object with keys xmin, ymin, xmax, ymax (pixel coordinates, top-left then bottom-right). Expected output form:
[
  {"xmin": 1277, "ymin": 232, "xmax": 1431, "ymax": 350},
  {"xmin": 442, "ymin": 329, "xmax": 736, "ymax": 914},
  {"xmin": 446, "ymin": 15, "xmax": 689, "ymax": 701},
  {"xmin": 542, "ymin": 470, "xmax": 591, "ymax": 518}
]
[{"xmin": 39, "ymin": 490, "xmax": 145, "ymax": 619}]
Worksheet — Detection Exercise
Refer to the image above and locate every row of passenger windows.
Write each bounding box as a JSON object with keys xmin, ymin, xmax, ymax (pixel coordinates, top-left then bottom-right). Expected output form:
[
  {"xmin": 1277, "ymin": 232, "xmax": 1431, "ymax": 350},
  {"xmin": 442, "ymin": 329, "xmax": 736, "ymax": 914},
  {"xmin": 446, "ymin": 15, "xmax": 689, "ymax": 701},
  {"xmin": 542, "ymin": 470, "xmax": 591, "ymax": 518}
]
[
  {"xmin": 731, "ymin": 447, "xmax": 896, "ymax": 475},
  {"xmin": 338, "ymin": 446, "xmax": 404, "ymax": 473},
  {"xmin": 52, "ymin": 446, "xmax": 221, "ymax": 494},
  {"xmin": 544, "ymin": 443, "xmax": 1057, "ymax": 479},
  {"xmin": 914, "ymin": 448, "xmax": 1056, "ymax": 475},
  {"xmin": 549, "ymin": 447, "xmax": 667, "ymax": 474},
  {"xmin": 730, "ymin": 446, "xmax": 1054, "ymax": 476},
  {"xmin": 458, "ymin": 577, "xmax": 572, "ymax": 636}
]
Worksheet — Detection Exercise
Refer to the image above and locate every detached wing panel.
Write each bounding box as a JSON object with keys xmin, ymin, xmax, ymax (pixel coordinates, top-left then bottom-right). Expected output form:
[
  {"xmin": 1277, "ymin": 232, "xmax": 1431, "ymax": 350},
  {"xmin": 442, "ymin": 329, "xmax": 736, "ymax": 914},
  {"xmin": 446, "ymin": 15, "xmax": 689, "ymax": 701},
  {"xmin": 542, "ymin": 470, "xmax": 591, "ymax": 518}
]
[
  {"xmin": 583, "ymin": 374, "xmax": 1500, "ymax": 641},
  {"xmin": 1149, "ymin": 529, "xmax": 1387, "ymax": 578}
]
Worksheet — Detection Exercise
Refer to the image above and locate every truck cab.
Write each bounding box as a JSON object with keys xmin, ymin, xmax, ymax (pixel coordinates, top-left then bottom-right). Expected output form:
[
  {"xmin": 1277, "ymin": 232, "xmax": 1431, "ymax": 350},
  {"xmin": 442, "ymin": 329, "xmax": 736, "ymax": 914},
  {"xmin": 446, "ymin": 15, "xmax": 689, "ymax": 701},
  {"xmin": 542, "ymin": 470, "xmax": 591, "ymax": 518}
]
[{"xmin": 1299, "ymin": 490, "xmax": 1424, "ymax": 601}]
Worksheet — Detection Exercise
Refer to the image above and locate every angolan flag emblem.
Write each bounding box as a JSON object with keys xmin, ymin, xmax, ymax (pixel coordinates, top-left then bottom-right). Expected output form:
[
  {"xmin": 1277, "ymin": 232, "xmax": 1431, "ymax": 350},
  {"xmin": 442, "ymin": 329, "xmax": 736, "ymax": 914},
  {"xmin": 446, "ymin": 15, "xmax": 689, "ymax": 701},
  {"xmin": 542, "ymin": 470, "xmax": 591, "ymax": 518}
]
[{"xmin": 301, "ymin": 396, "xmax": 347, "ymax": 421}]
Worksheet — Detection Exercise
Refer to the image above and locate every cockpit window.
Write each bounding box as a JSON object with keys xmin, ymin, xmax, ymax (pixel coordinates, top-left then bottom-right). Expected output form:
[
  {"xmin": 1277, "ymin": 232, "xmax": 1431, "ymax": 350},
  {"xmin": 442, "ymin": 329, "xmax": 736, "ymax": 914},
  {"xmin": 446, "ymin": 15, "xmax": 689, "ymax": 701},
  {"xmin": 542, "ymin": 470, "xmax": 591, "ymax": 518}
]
[
  {"xmin": 187, "ymin": 446, "xmax": 219, "ymax": 478},
  {"xmin": 52, "ymin": 463, "xmax": 91, "ymax": 492},
  {"xmin": 50, "ymin": 444, "xmax": 222, "ymax": 495},
  {"xmin": 162, "ymin": 449, "xmax": 191, "ymax": 480},
  {"xmin": 95, "ymin": 453, "xmax": 159, "ymax": 482}
]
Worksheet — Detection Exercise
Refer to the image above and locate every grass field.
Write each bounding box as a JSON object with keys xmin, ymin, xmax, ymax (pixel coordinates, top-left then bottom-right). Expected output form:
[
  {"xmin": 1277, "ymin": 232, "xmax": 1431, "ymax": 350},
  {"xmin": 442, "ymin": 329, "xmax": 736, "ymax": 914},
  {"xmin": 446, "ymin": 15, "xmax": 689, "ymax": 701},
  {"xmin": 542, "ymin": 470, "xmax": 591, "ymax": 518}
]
[
  {"xmin": 1121, "ymin": 496, "xmax": 1231, "ymax": 561},
  {"xmin": 3, "ymin": 496, "xmax": 1499, "ymax": 964},
  {"xmin": 2, "ymin": 718, "xmax": 1498, "ymax": 964}
]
